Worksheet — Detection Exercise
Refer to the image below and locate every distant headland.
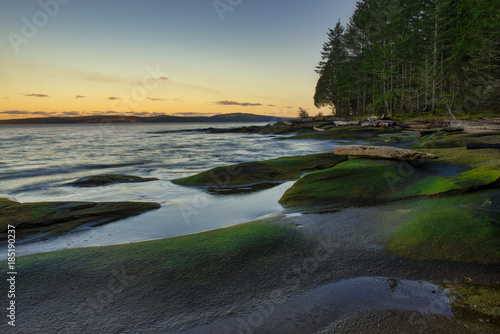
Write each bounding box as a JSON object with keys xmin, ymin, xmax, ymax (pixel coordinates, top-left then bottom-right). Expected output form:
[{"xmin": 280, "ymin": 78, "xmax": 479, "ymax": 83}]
[{"xmin": 0, "ymin": 113, "xmax": 289, "ymax": 125}]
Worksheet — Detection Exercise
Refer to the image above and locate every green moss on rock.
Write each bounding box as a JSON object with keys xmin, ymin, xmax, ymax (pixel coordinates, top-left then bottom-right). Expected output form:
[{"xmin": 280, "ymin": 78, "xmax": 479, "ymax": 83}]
[
  {"xmin": 172, "ymin": 153, "xmax": 347, "ymax": 188},
  {"xmin": 279, "ymin": 159, "xmax": 437, "ymax": 209},
  {"xmin": 385, "ymin": 191, "xmax": 500, "ymax": 264},
  {"xmin": 415, "ymin": 131, "xmax": 500, "ymax": 149},
  {"xmin": 70, "ymin": 174, "xmax": 158, "ymax": 187},
  {"xmin": 390, "ymin": 166, "xmax": 500, "ymax": 199},
  {"xmin": 0, "ymin": 199, "xmax": 161, "ymax": 238},
  {"xmin": 0, "ymin": 199, "xmax": 17, "ymax": 209},
  {"xmin": 280, "ymin": 150, "xmax": 499, "ymax": 210},
  {"xmin": 16, "ymin": 221, "xmax": 312, "ymax": 286},
  {"xmin": 417, "ymin": 147, "xmax": 500, "ymax": 169},
  {"xmin": 438, "ymin": 283, "xmax": 500, "ymax": 322}
]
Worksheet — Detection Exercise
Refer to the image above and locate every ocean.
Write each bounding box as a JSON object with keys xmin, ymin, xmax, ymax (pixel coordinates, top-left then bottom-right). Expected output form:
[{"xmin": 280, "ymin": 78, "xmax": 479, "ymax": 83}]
[{"xmin": 0, "ymin": 122, "xmax": 333, "ymax": 257}]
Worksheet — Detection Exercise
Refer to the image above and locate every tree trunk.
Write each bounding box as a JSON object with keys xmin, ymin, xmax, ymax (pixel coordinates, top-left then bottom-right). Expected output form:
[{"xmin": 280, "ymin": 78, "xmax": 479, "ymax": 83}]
[
  {"xmin": 432, "ymin": 1, "xmax": 439, "ymax": 112},
  {"xmin": 425, "ymin": 55, "xmax": 429, "ymax": 109}
]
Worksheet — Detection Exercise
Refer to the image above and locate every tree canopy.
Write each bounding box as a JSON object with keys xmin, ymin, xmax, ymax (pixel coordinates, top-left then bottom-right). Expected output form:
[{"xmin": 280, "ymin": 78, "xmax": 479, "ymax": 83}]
[{"xmin": 314, "ymin": 0, "xmax": 500, "ymax": 118}]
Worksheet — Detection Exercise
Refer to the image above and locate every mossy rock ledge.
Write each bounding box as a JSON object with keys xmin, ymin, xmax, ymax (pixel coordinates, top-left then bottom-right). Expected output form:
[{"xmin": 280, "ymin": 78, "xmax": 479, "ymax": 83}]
[
  {"xmin": 0, "ymin": 199, "xmax": 161, "ymax": 238},
  {"xmin": 279, "ymin": 158, "xmax": 500, "ymax": 210},
  {"xmin": 70, "ymin": 174, "xmax": 159, "ymax": 187},
  {"xmin": 386, "ymin": 191, "xmax": 500, "ymax": 264},
  {"xmin": 415, "ymin": 130, "xmax": 500, "ymax": 149},
  {"xmin": 172, "ymin": 153, "xmax": 348, "ymax": 190}
]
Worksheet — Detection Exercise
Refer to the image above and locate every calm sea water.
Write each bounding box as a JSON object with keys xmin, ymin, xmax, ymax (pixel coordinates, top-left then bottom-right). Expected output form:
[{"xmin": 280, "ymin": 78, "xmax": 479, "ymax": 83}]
[{"xmin": 0, "ymin": 123, "xmax": 334, "ymax": 257}]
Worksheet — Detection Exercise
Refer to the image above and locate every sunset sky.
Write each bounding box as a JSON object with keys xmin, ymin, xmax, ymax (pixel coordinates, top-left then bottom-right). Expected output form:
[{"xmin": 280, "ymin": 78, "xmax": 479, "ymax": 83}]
[{"xmin": 0, "ymin": 0, "xmax": 357, "ymax": 119}]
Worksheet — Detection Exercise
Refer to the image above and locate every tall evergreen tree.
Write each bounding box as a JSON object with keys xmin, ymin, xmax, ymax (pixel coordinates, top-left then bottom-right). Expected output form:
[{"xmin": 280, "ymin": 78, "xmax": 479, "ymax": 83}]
[
  {"xmin": 314, "ymin": 21, "xmax": 348, "ymax": 114},
  {"xmin": 314, "ymin": 0, "xmax": 499, "ymax": 117}
]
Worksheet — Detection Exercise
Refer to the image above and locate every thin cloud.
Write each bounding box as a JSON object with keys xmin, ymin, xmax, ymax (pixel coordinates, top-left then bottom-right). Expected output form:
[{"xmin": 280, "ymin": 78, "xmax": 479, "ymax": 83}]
[
  {"xmin": 215, "ymin": 100, "xmax": 262, "ymax": 107},
  {"xmin": 3, "ymin": 97, "xmax": 9, "ymax": 100},
  {"xmin": 75, "ymin": 95, "xmax": 86, "ymax": 99},
  {"xmin": 107, "ymin": 97, "xmax": 121, "ymax": 100},
  {"xmin": 173, "ymin": 112, "xmax": 214, "ymax": 117},
  {"xmin": 0, "ymin": 110, "xmax": 30, "ymax": 115},
  {"xmin": 147, "ymin": 97, "xmax": 168, "ymax": 101},
  {"xmin": 22, "ymin": 93, "xmax": 49, "ymax": 98},
  {"xmin": 32, "ymin": 111, "xmax": 56, "ymax": 116},
  {"xmin": 267, "ymin": 104, "xmax": 277, "ymax": 107},
  {"xmin": 127, "ymin": 111, "xmax": 150, "ymax": 116},
  {"xmin": 284, "ymin": 106, "xmax": 294, "ymax": 109},
  {"xmin": 105, "ymin": 111, "xmax": 120, "ymax": 114},
  {"xmin": 62, "ymin": 111, "xmax": 81, "ymax": 116}
]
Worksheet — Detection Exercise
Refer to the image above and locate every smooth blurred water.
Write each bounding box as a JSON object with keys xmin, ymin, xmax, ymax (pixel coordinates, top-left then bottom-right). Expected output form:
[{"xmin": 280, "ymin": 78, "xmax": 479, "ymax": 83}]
[
  {"xmin": 0, "ymin": 122, "xmax": 334, "ymax": 257},
  {"xmin": 0, "ymin": 123, "xmax": 333, "ymax": 200}
]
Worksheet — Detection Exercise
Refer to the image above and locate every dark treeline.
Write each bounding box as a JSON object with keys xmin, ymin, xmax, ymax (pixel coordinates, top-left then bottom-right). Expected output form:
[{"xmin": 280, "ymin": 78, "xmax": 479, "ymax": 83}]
[{"xmin": 314, "ymin": 0, "xmax": 500, "ymax": 118}]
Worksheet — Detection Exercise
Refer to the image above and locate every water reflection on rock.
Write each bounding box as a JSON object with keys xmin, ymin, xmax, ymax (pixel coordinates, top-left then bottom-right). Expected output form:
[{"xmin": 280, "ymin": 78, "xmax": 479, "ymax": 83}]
[{"xmin": 176, "ymin": 276, "xmax": 454, "ymax": 334}]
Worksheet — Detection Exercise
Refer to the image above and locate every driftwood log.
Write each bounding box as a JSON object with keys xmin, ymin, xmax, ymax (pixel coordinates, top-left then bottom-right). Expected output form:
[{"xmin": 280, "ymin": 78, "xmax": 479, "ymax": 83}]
[
  {"xmin": 450, "ymin": 119, "xmax": 500, "ymax": 131},
  {"xmin": 333, "ymin": 121, "xmax": 361, "ymax": 127},
  {"xmin": 334, "ymin": 145, "xmax": 439, "ymax": 160},
  {"xmin": 360, "ymin": 120, "xmax": 394, "ymax": 128}
]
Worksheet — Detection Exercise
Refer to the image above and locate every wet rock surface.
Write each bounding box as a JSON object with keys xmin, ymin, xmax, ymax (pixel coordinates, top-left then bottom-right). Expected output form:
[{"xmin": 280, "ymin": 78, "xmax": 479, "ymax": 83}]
[
  {"xmin": 0, "ymin": 199, "xmax": 161, "ymax": 238},
  {"xmin": 69, "ymin": 174, "xmax": 159, "ymax": 187}
]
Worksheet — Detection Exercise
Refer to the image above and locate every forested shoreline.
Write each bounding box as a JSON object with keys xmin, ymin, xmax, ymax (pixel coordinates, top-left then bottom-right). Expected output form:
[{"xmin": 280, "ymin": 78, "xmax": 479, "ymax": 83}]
[{"xmin": 314, "ymin": 0, "xmax": 499, "ymax": 118}]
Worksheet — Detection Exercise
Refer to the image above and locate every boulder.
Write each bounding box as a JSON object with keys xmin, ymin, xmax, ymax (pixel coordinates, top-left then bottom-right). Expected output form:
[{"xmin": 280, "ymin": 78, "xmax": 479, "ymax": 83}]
[
  {"xmin": 334, "ymin": 145, "xmax": 439, "ymax": 160},
  {"xmin": 172, "ymin": 153, "xmax": 348, "ymax": 191},
  {"xmin": 0, "ymin": 199, "xmax": 161, "ymax": 238},
  {"xmin": 70, "ymin": 174, "xmax": 158, "ymax": 187}
]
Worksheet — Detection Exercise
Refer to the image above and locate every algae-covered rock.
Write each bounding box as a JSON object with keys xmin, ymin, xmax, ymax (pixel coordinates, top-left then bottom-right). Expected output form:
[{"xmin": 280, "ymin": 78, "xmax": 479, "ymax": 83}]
[
  {"xmin": 279, "ymin": 159, "xmax": 436, "ymax": 209},
  {"xmin": 416, "ymin": 147, "xmax": 500, "ymax": 169},
  {"xmin": 17, "ymin": 220, "xmax": 312, "ymax": 288},
  {"xmin": 385, "ymin": 191, "xmax": 500, "ymax": 264},
  {"xmin": 280, "ymin": 154, "xmax": 499, "ymax": 210},
  {"xmin": 390, "ymin": 165, "xmax": 500, "ymax": 199},
  {"xmin": 70, "ymin": 174, "xmax": 158, "ymax": 187},
  {"xmin": 172, "ymin": 153, "xmax": 348, "ymax": 190},
  {"xmin": 0, "ymin": 198, "xmax": 17, "ymax": 209},
  {"xmin": 0, "ymin": 199, "xmax": 161, "ymax": 238},
  {"xmin": 437, "ymin": 282, "xmax": 500, "ymax": 322},
  {"xmin": 416, "ymin": 131, "xmax": 500, "ymax": 149}
]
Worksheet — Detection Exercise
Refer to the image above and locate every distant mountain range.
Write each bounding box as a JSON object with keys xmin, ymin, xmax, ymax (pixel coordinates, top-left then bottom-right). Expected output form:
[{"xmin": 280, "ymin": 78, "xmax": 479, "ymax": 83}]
[{"xmin": 0, "ymin": 113, "xmax": 289, "ymax": 125}]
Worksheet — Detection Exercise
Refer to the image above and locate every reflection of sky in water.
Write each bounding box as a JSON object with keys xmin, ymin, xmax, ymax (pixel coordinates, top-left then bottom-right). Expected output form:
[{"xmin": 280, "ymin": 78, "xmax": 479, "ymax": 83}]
[
  {"xmin": 3, "ymin": 181, "xmax": 295, "ymax": 259},
  {"xmin": 177, "ymin": 277, "xmax": 453, "ymax": 334}
]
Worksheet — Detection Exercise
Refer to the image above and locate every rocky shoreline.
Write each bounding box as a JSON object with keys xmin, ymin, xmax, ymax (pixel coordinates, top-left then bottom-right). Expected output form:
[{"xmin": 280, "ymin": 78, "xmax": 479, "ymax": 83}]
[
  {"xmin": 1, "ymin": 117, "xmax": 499, "ymax": 333},
  {"xmin": 199, "ymin": 116, "xmax": 500, "ymax": 135}
]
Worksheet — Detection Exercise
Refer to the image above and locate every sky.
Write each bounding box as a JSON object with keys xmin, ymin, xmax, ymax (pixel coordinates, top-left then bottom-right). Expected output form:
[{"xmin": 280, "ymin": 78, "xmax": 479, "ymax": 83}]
[{"xmin": 0, "ymin": 0, "xmax": 358, "ymax": 119}]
